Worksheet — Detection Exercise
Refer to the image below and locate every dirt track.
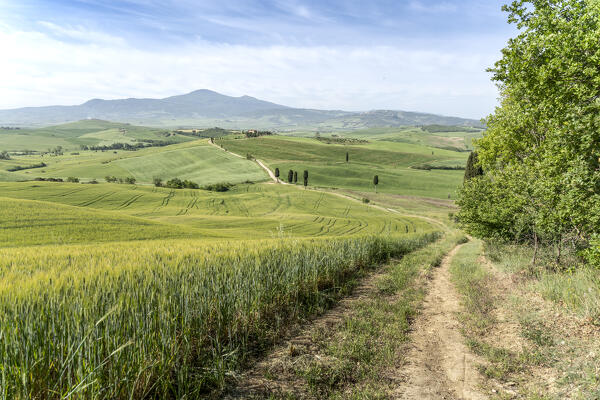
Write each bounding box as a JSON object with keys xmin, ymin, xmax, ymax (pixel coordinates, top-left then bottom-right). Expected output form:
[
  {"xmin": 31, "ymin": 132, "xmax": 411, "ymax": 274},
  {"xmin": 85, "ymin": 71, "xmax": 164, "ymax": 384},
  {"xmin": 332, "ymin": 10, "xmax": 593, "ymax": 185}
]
[{"xmin": 394, "ymin": 243, "xmax": 486, "ymax": 399}]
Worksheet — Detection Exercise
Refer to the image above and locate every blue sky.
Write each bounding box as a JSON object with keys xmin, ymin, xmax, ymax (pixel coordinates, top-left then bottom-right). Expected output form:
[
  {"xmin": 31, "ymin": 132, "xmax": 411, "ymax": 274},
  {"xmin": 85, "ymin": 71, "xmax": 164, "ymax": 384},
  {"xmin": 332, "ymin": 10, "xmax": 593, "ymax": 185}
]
[{"xmin": 0, "ymin": 0, "xmax": 515, "ymax": 118}]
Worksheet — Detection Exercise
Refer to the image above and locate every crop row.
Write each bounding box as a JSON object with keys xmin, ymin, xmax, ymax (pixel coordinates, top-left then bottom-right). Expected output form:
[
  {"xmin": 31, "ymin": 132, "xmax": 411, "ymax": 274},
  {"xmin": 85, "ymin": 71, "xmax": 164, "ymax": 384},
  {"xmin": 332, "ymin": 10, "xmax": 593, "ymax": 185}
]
[{"xmin": 0, "ymin": 232, "xmax": 438, "ymax": 399}]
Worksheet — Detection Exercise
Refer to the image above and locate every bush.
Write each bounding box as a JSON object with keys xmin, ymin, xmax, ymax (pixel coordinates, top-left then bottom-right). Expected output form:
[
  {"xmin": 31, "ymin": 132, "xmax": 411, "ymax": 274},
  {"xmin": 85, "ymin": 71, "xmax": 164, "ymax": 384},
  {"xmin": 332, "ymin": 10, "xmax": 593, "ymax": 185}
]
[
  {"xmin": 66, "ymin": 177, "xmax": 79, "ymax": 183},
  {"xmin": 7, "ymin": 162, "xmax": 46, "ymax": 172},
  {"xmin": 362, "ymin": 198, "xmax": 370, "ymax": 204},
  {"xmin": 202, "ymin": 183, "xmax": 233, "ymax": 192},
  {"xmin": 583, "ymin": 235, "xmax": 600, "ymax": 269},
  {"xmin": 0, "ymin": 151, "xmax": 11, "ymax": 160},
  {"xmin": 105, "ymin": 176, "xmax": 118, "ymax": 183},
  {"xmin": 124, "ymin": 177, "xmax": 136, "ymax": 185},
  {"xmin": 165, "ymin": 178, "xmax": 199, "ymax": 189},
  {"xmin": 153, "ymin": 177, "xmax": 163, "ymax": 187}
]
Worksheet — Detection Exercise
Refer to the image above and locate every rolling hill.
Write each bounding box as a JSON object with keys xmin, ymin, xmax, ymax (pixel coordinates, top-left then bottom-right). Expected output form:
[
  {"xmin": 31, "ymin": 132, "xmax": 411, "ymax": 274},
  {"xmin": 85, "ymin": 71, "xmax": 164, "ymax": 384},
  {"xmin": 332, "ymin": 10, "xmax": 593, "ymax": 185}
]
[{"xmin": 0, "ymin": 89, "xmax": 482, "ymax": 129}]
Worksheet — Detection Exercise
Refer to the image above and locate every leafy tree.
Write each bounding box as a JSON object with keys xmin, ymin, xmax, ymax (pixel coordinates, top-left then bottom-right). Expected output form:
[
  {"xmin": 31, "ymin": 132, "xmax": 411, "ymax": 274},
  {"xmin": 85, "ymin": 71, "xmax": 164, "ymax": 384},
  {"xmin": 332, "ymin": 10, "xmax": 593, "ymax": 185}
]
[
  {"xmin": 373, "ymin": 175, "xmax": 379, "ymax": 193},
  {"xmin": 105, "ymin": 175, "xmax": 118, "ymax": 183},
  {"xmin": 464, "ymin": 152, "xmax": 483, "ymax": 181},
  {"xmin": 66, "ymin": 176, "xmax": 79, "ymax": 183},
  {"xmin": 125, "ymin": 177, "xmax": 136, "ymax": 185},
  {"xmin": 153, "ymin": 177, "xmax": 163, "ymax": 187},
  {"xmin": 457, "ymin": 0, "xmax": 600, "ymax": 261},
  {"xmin": 287, "ymin": 169, "xmax": 294, "ymax": 183}
]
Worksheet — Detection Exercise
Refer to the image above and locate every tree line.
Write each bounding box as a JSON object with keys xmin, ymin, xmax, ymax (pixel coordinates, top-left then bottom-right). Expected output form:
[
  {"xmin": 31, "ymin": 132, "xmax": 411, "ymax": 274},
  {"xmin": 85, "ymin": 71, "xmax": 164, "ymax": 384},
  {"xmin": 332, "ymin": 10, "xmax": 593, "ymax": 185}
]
[{"xmin": 457, "ymin": 0, "xmax": 600, "ymax": 265}]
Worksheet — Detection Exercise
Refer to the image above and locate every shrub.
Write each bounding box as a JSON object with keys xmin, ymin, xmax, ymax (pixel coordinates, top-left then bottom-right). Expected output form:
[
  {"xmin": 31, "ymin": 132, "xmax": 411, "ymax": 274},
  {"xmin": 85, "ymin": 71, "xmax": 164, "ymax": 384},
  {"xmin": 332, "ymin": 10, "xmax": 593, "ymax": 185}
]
[
  {"xmin": 202, "ymin": 182, "xmax": 233, "ymax": 192},
  {"xmin": 66, "ymin": 176, "xmax": 79, "ymax": 183},
  {"xmin": 583, "ymin": 235, "xmax": 600, "ymax": 269},
  {"xmin": 153, "ymin": 177, "xmax": 163, "ymax": 187}
]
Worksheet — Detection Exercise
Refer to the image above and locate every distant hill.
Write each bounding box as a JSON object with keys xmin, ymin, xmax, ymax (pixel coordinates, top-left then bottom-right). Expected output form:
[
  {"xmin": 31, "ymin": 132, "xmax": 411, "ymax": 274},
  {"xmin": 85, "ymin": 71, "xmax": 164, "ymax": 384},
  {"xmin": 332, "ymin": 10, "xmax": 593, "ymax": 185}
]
[{"xmin": 0, "ymin": 90, "xmax": 482, "ymax": 129}]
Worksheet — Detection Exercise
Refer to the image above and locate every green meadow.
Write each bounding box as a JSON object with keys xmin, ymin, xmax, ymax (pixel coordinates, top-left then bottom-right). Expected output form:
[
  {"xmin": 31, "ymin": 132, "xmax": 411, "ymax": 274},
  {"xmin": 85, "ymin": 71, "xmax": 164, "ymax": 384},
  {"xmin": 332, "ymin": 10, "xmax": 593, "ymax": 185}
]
[{"xmin": 218, "ymin": 135, "xmax": 469, "ymax": 198}]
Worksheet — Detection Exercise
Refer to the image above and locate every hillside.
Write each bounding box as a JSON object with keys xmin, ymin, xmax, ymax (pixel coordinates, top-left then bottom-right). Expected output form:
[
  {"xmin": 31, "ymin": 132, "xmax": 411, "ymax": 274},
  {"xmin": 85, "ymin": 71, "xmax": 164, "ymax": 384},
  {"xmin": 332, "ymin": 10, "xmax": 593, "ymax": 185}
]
[{"xmin": 0, "ymin": 89, "xmax": 482, "ymax": 129}]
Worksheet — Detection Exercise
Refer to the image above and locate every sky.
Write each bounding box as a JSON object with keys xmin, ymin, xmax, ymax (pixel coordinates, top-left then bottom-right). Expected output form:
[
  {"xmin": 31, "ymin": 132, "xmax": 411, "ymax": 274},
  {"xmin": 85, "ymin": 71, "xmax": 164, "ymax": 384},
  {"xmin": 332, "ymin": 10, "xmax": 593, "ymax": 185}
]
[{"xmin": 0, "ymin": 0, "xmax": 516, "ymax": 119}]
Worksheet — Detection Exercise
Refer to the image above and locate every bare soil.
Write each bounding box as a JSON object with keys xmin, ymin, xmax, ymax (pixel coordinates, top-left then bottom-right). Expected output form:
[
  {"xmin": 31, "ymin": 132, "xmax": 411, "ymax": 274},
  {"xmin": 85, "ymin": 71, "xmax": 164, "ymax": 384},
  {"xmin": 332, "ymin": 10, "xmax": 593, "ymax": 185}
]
[{"xmin": 393, "ymin": 244, "xmax": 487, "ymax": 400}]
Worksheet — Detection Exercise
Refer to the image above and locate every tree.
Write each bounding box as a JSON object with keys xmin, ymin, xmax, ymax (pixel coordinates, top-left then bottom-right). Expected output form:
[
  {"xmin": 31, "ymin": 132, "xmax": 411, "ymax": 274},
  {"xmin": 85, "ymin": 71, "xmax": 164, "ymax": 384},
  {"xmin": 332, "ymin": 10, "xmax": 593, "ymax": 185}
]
[
  {"xmin": 464, "ymin": 151, "xmax": 483, "ymax": 181},
  {"xmin": 66, "ymin": 176, "xmax": 79, "ymax": 183},
  {"xmin": 293, "ymin": 171, "xmax": 298, "ymax": 183},
  {"xmin": 275, "ymin": 168, "xmax": 280, "ymax": 181},
  {"xmin": 303, "ymin": 170, "xmax": 309, "ymax": 189},
  {"xmin": 373, "ymin": 175, "xmax": 379, "ymax": 193},
  {"xmin": 287, "ymin": 169, "xmax": 294, "ymax": 183},
  {"xmin": 153, "ymin": 177, "xmax": 163, "ymax": 187},
  {"xmin": 346, "ymin": 152, "xmax": 349, "ymax": 163},
  {"xmin": 457, "ymin": 0, "xmax": 600, "ymax": 259},
  {"xmin": 0, "ymin": 150, "xmax": 10, "ymax": 160}
]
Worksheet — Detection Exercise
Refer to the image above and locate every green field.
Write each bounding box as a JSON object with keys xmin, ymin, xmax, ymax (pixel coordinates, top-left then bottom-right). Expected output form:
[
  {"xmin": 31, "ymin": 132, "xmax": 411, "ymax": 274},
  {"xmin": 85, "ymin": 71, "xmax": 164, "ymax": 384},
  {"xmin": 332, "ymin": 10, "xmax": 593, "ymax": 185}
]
[
  {"xmin": 0, "ymin": 120, "xmax": 192, "ymax": 151},
  {"xmin": 0, "ymin": 119, "xmax": 471, "ymax": 398},
  {"xmin": 0, "ymin": 139, "xmax": 267, "ymax": 184},
  {"xmin": 219, "ymin": 135, "xmax": 469, "ymax": 198},
  {"xmin": 0, "ymin": 181, "xmax": 430, "ymax": 245}
]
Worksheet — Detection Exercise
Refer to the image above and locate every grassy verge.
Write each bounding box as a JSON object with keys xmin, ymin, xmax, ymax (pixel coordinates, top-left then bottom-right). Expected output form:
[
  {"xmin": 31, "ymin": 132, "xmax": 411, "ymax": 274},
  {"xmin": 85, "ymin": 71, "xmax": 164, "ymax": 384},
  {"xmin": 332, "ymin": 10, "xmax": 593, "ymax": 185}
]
[
  {"xmin": 247, "ymin": 232, "xmax": 465, "ymax": 399},
  {"xmin": 482, "ymin": 243, "xmax": 600, "ymax": 398},
  {"xmin": 448, "ymin": 240, "xmax": 551, "ymax": 397}
]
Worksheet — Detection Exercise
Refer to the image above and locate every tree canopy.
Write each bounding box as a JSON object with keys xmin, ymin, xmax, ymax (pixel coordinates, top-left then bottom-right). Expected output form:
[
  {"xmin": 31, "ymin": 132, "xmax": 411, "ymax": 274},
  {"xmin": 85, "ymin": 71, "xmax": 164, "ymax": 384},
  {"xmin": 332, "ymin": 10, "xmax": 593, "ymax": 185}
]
[{"xmin": 457, "ymin": 0, "xmax": 600, "ymax": 251}]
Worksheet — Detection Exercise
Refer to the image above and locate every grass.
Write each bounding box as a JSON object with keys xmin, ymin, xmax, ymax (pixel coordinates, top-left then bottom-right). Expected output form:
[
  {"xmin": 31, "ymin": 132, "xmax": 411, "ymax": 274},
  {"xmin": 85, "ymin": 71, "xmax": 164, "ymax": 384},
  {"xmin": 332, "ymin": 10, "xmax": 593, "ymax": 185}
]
[
  {"xmin": 0, "ymin": 140, "xmax": 267, "ymax": 185},
  {"xmin": 0, "ymin": 182, "xmax": 431, "ymax": 243},
  {"xmin": 485, "ymin": 243, "xmax": 600, "ymax": 323},
  {"xmin": 246, "ymin": 232, "xmax": 464, "ymax": 399},
  {"xmin": 218, "ymin": 135, "xmax": 468, "ymax": 199},
  {"xmin": 0, "ymin": 119, "xmax": 193, "ymax": 151},
  {"xmin": 0, "ymin": 196, "xmax": 201, "ymax": 247},
  {"xmin": 0, "ymin": 232, "xmax": 438, "ymax": 399}
]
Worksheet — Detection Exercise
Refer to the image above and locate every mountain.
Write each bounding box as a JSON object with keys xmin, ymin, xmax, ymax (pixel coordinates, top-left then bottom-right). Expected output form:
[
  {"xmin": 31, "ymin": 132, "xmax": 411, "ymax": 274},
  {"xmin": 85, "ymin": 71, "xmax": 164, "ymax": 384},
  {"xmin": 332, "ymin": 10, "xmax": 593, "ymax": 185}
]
[{"xmin": 0, "ymin": 90, "xmax": 482, "ymax": 129}]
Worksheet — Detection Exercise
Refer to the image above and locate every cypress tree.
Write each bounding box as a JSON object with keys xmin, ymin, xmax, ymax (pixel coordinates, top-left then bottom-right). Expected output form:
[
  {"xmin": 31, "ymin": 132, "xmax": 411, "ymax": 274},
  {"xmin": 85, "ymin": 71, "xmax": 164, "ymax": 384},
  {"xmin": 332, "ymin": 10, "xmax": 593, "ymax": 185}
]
[
  {"xmin": 373, "ymin": 175, "xmax": 379, "ymax": 193},
  {"xmin": 464, "ymin": 151, "xmax": 483, "ymax": 181},
  {"xmin": 293, "ymin": 171, "xmax": 298, "ymax": 183},
  {"xmin": 287, "ymin": 169, "xmax": 294, "ymax": 183},
  {"xmin": 303, "ymin": 170, "xmax": 308, "ymax": 189},
  {"xmin": 346, "ymin": 152, "xmax": 349, "ymax": 163},
  {"xmin": 275, "ymin": 168, "xmax": 280, "ymax": 180}
]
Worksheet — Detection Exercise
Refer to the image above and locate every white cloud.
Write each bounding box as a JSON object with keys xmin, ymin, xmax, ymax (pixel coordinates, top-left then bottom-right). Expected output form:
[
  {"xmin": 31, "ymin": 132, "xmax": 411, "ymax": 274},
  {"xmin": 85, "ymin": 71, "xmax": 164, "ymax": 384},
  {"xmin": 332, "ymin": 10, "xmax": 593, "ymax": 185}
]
[{"xmin": 0, "ymin": 25, "xmax": 499, "ymax": 118}]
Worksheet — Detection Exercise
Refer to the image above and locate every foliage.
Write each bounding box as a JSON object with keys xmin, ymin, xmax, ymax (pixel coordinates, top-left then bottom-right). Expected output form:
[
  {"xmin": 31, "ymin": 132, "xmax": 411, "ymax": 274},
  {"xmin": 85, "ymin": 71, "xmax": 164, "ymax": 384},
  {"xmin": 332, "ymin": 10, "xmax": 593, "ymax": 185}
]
[
  {"xmin": 287, "ymin": 169, "xmax": 294, "ymax": 183},
  {"xmin": 458, "ymin": 0, "xmax": 600, "ymax": 252},
  {"xmin": 153, "ymin": 176, "xmax": 163, "ymax": 187},
  {"xmin": 0, "ymin": 150, "xmax": 10, "ymax": 160},
  {"xmin": 412, "ymin": 164, "xmax": 465, "ymax": 171},
  {"xmin": 81, "ymin": 140, "xmax": 175, "ymax": 151},
  {"xmin": 582, "ymin": 234, "xmax": 600, "ymax": 269},
  {"xmin": 6, "ymin": 162, "xmax": 46, "ymax": 172},
  {"xmin": 165, "ymin": 177, "xmax": 198, "ymax": 189},
  {"xmin": 315, "ymin": 136, "xmax": 368, "ymax": 145},
  {"xmin": 463, "ymin": 151, "xmax": 483, "ymax": 180},
  {"xmin": 202, "ymin": 182, "xmax": 233, "ymax": 192},
  {"xmin": 66, "ymin": 176, "xmax": 79, "ymax": 183},
  {"xmin": 243, "ymin": 130, "xmax": 273, "ymax": 138}
]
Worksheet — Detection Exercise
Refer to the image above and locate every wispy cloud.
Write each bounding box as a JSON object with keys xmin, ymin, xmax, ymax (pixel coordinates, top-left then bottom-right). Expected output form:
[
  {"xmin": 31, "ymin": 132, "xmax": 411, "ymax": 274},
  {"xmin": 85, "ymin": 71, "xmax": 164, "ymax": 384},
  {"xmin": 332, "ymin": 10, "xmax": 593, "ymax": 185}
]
[{"xmin": 0, "ymin": 0, "xmax": 513, "ymax": 118}]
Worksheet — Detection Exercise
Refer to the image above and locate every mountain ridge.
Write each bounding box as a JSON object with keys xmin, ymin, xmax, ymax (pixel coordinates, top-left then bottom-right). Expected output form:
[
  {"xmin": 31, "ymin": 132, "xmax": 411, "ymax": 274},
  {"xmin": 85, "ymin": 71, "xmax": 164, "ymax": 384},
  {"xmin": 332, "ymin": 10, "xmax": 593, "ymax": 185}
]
[{"xmin": 0, "ymin": 90, "xmax": 482, "ymax": 129}]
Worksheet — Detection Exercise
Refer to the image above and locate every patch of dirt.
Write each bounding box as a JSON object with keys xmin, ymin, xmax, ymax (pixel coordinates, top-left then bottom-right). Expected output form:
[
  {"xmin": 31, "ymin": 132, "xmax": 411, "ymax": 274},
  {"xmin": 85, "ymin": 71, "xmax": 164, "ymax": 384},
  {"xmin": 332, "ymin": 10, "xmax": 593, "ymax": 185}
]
[{"xmin": 393, "ymin": 244, "xmax": 487, "ymax": 400}]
